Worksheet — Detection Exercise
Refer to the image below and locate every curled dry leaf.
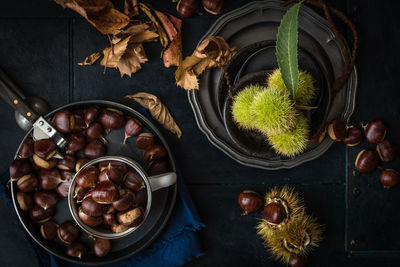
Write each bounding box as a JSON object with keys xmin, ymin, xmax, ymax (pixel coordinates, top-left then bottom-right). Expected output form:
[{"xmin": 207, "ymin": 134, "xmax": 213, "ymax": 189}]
[
  {"xmin": 161, "ymin": 13, "xmax": 182, "ymax": 68},
  {"xmin": 78, "ymin": 52, "xmax": 101, "ymax": 66},
  {"xmin": 139, "ymin": 3, "xmax": 169, "ymax": 48},
  {"xmin": 125, "ymin": 92, "xmax": 182, "ymax": 138},
  {"xmin": 124, "ymin": 0, "xmax": 139, "ymax": 18}
]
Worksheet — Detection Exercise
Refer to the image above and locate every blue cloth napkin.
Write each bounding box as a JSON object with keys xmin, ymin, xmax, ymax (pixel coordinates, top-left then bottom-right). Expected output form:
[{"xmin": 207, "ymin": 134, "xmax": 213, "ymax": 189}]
[{"xmin": 0, "ymin": 109, "xmax": 205, "ymax": 267}]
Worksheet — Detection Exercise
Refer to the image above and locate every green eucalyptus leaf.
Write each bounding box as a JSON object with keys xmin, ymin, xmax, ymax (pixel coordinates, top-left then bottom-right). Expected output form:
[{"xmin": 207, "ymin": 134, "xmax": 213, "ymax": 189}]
[{"xmin": 276, "ymin": 2, "xmax": 302, "ymax": 97}]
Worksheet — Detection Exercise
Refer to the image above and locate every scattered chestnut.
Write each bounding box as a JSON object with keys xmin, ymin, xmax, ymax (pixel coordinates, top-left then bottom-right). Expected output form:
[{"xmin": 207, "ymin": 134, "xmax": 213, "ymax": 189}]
[
  {"xmin": 84, "ymin": 139, "xmax": 106, "ymax": 159},
  {"xmin": 75, "ymin": 166, "xmax": 99, "ymax": 188},
  {"xmin": 75, "ymin": 158, "xmax": 90, "ymax": 172},
  {"xmin": 112, "ymin": 189, "xmax": 135, "ymax": 211},
  {"xmin": 71, "ymin": 111, "xmax": 85, "ymax": 132},
  {"xmin": 93, "ymin": 238, "xmax": 111, "ymax": 258},
  {"xmin": 81, "ymin": 197, "xmax": 107, "ymax": 217},
  {"xmin": 123, "ymin": 118, "xmax": 143, "ymax": 145},
  {"xmin": 57, "ymin": 154, "xmax": 76, "ymax": 171},
  {"xmin": 289, "ymin": 254, "xmax": 308, "ymax": 267},
  {"xmin": 343, "ymin": 126, "xmax": 362, "ymax": 146},
  {"xmin": 34, "ymin": 191, "xmax": 59, "ymax": 210},
  {"xmin": 177, "ymin": 0, "xmax": 200, "ymax": 18},
  {"xmin": 380, "ymin": 169, "xmax": 400, "ymax": 188},
  {"xmin": 56, "ymin": 181, "xmax": 71, "ymax": 197},
  {"xmin": 99, "ymin": 167, "xmax": 123, "ymax": 184},
  {"xmin": 16, "ymin": 191, "xmax": 33, "ymax": 211},
  {"xmin": 84, "ymin": 105, "xmax": 100, "ymax": 127},
  {"xmin": 17, "ymin": 173, "xmax": 38, "ymax": 193},
  {"xmin": 91, "ymin": 180, "xmax": 119, "ymax": 204},
  {"xmin": 29, "ymin": 205, "xmax": 56, "ymax": 223},
  {"xmin": 74, "ymin": 186, "xmax": 89, "ymax": 202},
  {"xmin": 238, "ymin": 190, "xmax": 263, "ymax": 215},
  {"xmin": 111, "ymin": 224, "xmax": 128, "ymax": 233},
  {"xmin": 355, "ymin": 149, "xmax": 379, "ymax": 174},
  {"xmin": 123, "ymin": 171, "xmax": 144, "ymax": 191},
  {"xmin": 9, "ymin": 158, "xmax": 31, "ymax": 180},
  {"xmin": 78, "ymin": 208, "xmax": 103, "ymax": 226},
  {"xmin": 103, "ymin": 213, "xmax": 117, "ymax": 226},
  {"xmin": 38, "ymin": 168, "xmax": 63, "ymax": 190},
  {"xmin": 327, "ymin": 119, "xmax": 347, "ymax": 142},
  {"xmin": 143, "ymin": 145, "xmax": 167, "ymax": 161},
  {"xmin": 61, "ymin": 170, "xmax": 74, "ymax": 181},
  {"xmin": 363, "ymin": 120, "xmax": 387, "ymax": 144},
  {"xmin": 58, "ymin": 221, "xmax": 80, "ymax": 244},
  {"xmin": 86, "ymin": 122, "xmax": 107, "ymax": 143},
  {"xmin": 136, "ymin": 133, "xmax": 155, "ymax": 150},
  {"xmin": 18, "ymin": 138, "xmax": 34, "ymax": 159},
  {"xmin": 40, "ymin": 221, "xmax": 58, "ymax": 240},
  {"xmin": 147, "ymin": 159, "xmax": 169, "ymax": 176},
  {"xmin": 32, "ymin": 154, "xmax": 58, "ymax": 169},
  {"xmin": 116, "ymin": 207, "xmax": 143, "ymax": 227},
  {"xmin": 66, "ymin": 242, "xmax": 86, "ymax": 259},
  {"xmin": 99, "ymin": 108, "xmax": 125, "ymax": 130},
  {"xmin": 53, "ymin": 109, "xmax": 75, "ymax": 134},
  {"xmin": 66, "ymin": 133, "xmax": 86, "ymax": 154},
  {"xmin": 263, "ymin": 202, "xmax": 287, "ymax": 225},
  {"xmin": 134, "ymin": 188, "xmax": 147, "ymax": 207},
  {"xmin": 202, "ymin": 0, "xmax": 224, "ymax": 15},
  {"xmin": 376, "ymin": 140, "xmax": 396, "ymax": 162},
  {"xmin": 99, "ymin": 161, "xmax": 128, "ymax": 174}
]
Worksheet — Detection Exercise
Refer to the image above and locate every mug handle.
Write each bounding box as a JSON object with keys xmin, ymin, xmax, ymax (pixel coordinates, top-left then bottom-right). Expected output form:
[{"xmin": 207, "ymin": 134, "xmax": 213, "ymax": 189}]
[{"xmin": 148, "ymin": 172, "xmax": 177, "ymax": 191}]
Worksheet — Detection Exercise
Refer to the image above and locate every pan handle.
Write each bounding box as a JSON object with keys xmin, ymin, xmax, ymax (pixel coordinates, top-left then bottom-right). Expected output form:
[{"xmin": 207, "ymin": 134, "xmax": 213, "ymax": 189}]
[{"xmin": 0, "ymin": 68, "xmax": 39, "ymax": 123}]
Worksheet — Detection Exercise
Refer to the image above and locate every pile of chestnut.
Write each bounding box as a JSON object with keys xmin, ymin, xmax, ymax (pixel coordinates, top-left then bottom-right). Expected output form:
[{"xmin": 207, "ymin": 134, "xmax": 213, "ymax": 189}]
[
  {"xmin": 9, "ymin": 105, "xmax": 170, "ymax": 259},
  {"xmin": 328, "ymin": 119, "xmax": 399, "ymax": 188},
  {"xmin": 177, "ymin": 0, "xmax": 225, "ymax": 18}
]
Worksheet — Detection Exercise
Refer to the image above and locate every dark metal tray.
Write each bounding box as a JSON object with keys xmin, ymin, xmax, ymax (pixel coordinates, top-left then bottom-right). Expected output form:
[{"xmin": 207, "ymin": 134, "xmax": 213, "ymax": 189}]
[{"xmin": 187, "ymin": 0, "xmax": 358, "ymax": 170}]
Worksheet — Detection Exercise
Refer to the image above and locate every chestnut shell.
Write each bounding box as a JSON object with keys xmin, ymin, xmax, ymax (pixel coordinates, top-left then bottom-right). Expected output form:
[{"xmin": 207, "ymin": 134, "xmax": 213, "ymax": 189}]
[
  {"xmin": 355, "ymin": 149, "xmax": 379, "ymax": 174},
  {"xmin": 238, "ymin": 190, "xmax": 263, "ymax": 215}
]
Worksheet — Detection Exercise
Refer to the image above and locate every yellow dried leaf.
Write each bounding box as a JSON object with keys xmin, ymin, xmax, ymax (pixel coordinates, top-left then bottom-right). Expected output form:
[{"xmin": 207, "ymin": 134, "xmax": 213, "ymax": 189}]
[
  {"xmin": 125, "ymin": 92, "xmax": 182, "ymax": 138},
  {"xmin": 139, "ymin": 3, "xmax": 169, "ymax": 48},
  {"xmin": 77, "ymin": 52, "xmax": 101, "ymax": 66}
]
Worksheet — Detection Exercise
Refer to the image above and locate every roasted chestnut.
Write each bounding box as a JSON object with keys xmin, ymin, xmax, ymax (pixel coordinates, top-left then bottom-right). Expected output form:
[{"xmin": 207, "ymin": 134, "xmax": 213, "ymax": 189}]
[
  {"xmin": 78, "ymin": 208, "xmax": 103, "ymax": 226},
  {"xmin": 18, "ymin": 138, "xmax": 34, "ymax": 159},
  {"xmin": 32, "ymin": 154, "xmax": 57, "ymax": 169},
  {"xmin": 86, "ymin": 122, "xmax": 107, "ymax": 143},
  {"xmin": 29, "ymin": 204, "xmax": 56, "ymax": 223},
  {"xmin": 111, "ymin": 224, "xmax": 128, "ymax": 233},
  {"xmin": 355, "ymin": 149, "xmax": 379, "ymax": 174},
  {"xmin": 75, "ymin": 165, "xmax": 99, "ymax": 188},
  {"xmin": 58, "ymin": 221, "xmax": 80, "ymax": 244},
  {"xmin": 380, "ymin": 169, "xmax": 400, "ymax": 188},
  {"xmin": 17, "ymin": 173, "xmax": 38, "ymax": 193},
  {"xmin": 75, "ymin": 158, "xmax": 90, "ymax": 172},
  {"xmin": 112, "ymin": 189, "xmax": 135, "ymax": 211},
  {"xmin": 84, "ymin": 140, "xmax": 106, "ymax": 159},
  {"xmin": 328, "ymin": 119, "xmax": 347, "ymax": 142},
  {"xmin": 93, "ymin": 238, "xmax": 111, "ymax": 257},
  {"xmin": 71, "ymin": 111, "xmax": 85, "ymax": 132},
  {"xmin": 99, "ymin": 108, "xmax": 125, "ymax": 130},
  {"xmin": 202, "ymin": 0, "xmax": 224, "ymax": 15},
  {"xmin": 377, "ymin": 140, "xmax": 396, "ymax": 162},
  {"xmin": 16, "ymin": 191, "xmax": 33, "ymax": 211},
  {"xmin": 116, "ymin": 207, "xmax": 143, "ymax": 227},
  {"xmin": 99, "ymin": 161, "xmax": 128, "ymax": 174},
  {"xmin": 136, "ymin": 133, "xmax": 155, "ymax": 150},
  {"xmin": 66, "ymin": 133, "xmax": 86, "ymax": 154},
  {"xmin": 143, "ymin": 145, "xmax": 167, "ymax": 161},
  {"xmin": 66, "ymin": 242, "xmax": 86, "ymax": 259},
  {"xmin": 34, "ymin": 191, "xmax": 59, "ymax": 210},
  {"xmin": 263, "ymin": 202, "xmax": 287, "ymax": 225},
  {"xmin": 56, "ymin": 181, "xmax": 71, "ymax": 198},
  {"xmin": 134, "ymin": 188, "xmax": 147, "ymax": 207},
  {"xmin": 57, "ymin": 154, "xmax": 76, "ymax": 171},
  {"xmin": 123, "ymin": 118, "xmax": 142, "ymax": 145},
  {"xmin": 84, "ymin": 105, "xmax": 100, "ymax": 127},
  {"xmin": 38, "ymin": 168, "xmax": 63, "ymax": 190},
  {"xmin": 9, "ymin": 159, "xmax": 31, "ymax": 180},
  {"xmin": 177, "ymin": 0, "xmax": 200, "ymax": 18},
  {"xmin": 81, "ymin": 197, "xmax": 107, "ymax": 217},
  {"xmin": 123, "ymin": 171, "xmax": 144, "ymax": 191},
  {"xmin": 99, "ymin": 167, "xmax": 123, "ymax": 184},
  {"xmin": 343, "ymin": 126, "xmax": 362, "ymax": 146},
  {"xmin": 40, "ymin": 221, "xmax": 58, "ymax": 240},
  {"xmin": 363, "ymin": 120, "xmax": 387, "ymax": 144},
  {"xmin": 147, "ymin": 159, "xmax": 169, "ymax": 176},
  {"xmin": 238, "ymin": 190, "xmax": 263, "ymax": 215},
  {"xmin": 91, "ymin": 180, "xmax": 119, "ymax": 204},
  {"xmin": 53, "ymin": 109, "xmax": 75, "ymax": 134}
]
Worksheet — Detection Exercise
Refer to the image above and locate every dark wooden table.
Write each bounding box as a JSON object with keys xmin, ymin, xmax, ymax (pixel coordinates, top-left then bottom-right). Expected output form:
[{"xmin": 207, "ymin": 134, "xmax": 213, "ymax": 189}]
[{"xmin": 0, "ymin": 0, "xmax": 399, "ymax": 266}]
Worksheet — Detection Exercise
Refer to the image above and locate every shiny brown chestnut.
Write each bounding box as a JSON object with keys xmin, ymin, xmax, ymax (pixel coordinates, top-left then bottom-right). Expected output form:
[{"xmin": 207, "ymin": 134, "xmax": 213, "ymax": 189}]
[
  {"xmin": 355, "ymin": 149, "xmax": 379, "ymax": 174},
  {"xmin": 91, "ymin": 180, "xmax": 119, "ymax": 204},
  {"xmin": 66, "ymin": 133, "xmax": 86, "ymax": 154},
  {"xmin": 84, "ymin": 140, "xmax": 106, "ymax": 159},
  {"xmin": 289, "ymin": 254, "xmax": 308, "ymax": 267},
  {"xmin": 112, "ymin": 189, "xmax": 135, "ymax": 211},
  {"xmin": 380, "ymin": 169, "xmax": 400, "ymax": 188},
  {"xmin": 75, "ymin": 158, "xmax": 90, "ymax": 172},
  {"xmin": 238, "ymin": 190, "xmax": 263, "ymax": 215},
  {"xmin": 29, "ymin": 205, "xmax": 56, "ymax": 223},
  {"xmin": 58, "ymin": 221, "xmax": 80, "ymax": 244},
  {"xmin": 56, "ymin": 180, "xmax": 71, "ymax": 198},
  {"xmin": 99, "ymin": 108, "xmax": 125, "ymax": 130},
  {"xmin": 9, "ymin": 158, "xmax": 31, "ymax": 180},
  {"xmin": 377, "ymin": 140, "xmax": 396, "ymax": 162},
  {"xmin": 262, "ymin": 202, "xmax": 287, "ymax": 225},
  {"xmin": 53, "ymin": 109, "xmax": 75, "ymax": 134},
  {"xmin": 99, "ymin": 167, "xmax": 123, "ymax": 184},
  {"xmin": 134, "ymin": 188, "xmax": 147, "ymax": 207},
  {"xmin": 34, "ymin": 191, "xmax": 59, "ymax": 210},
  {"xmin": 71, "ymin": 111, "xmax": 85, "ymax": 132},
  {"xmin": 136, "ymin": 133, "xmax": 155, "ymax": 150},
  {"xmin": 116, "ymin": 207, "xmax": 143, "ymax": 227},
  {"xmin": 16, "ymin": 191, "xmax": 33, "ymax": 211},
  {"xmin": 78, "ymin": 208, "xmax": 103, "ymax": 226},
  {"xmin": 123, "ymin": 118, "xmax": 143, "ymax": 145},
  {"xmin": 103, "ymin": 213, "xmax": 117, "ymax": 226},
  {"xmin": 18, "ymin": 138, "xmax": 34, "ymax": 159},
  {"xmin": 99, "ymin": 161, "xmax": 128, "ymax": 174},
  {"xmin": 363, "ymin": 120, "xmax": 387, "ymax": 144},
  {"xmin": 343, "ymin": 126, "xmax": 362, "ymax": 146},
  {"xmin": 202, "ymin": 0, "xmax": 224, "ymax": 15},
  {"xmin": 57, "ymin": 154, "xmax": 76, "ymax": 171},
  {"xmin": 75, "ymin": 165, "xmax": 99, "ymax": 188},
  {"xmin": 86, "ymin": 122, "xmax": 107, "ymax": 143},
  {"xmin": 143, "ymin": 145, "xmax": 167, "ymax": 161},
  {"xmin": 38, "ymin": 168, "xmax": 63, "ymax": 190},
  {"xmin": 40, "ymin": 221, "xmax": 59, "ymax": 240},
  {"xmin": 84, "ymin": 105, "xmax": 100, "ymax": 127},
  {"xmin": 66, "ymin": 242, "xmax": 86, "ymax": 259},
  {"xmin": 177, "ymin": 0, "xmax": 200, "ymax": 18},
  {"xmin": 93, "ymin": 238, "xmax": 111, "ymax": 257},
  {"xmin": 17, "ymin": 173, "xmax": 38, "ymax": 193},
  {"xmin": 123, "ymin": 171, "xmax": 144, "ymax": 191},
  {"xmin": 61, "ymin": 170, "xmax": 74, "ymax": 181},
  {"xmin": 328, "ymin": 119, "xmax": 347, "ymax": 142},
  {"xmin": 74, "ymin": 186, "xmax": 89, "ymax": 202},
  {"xmin": 111, "ymin": 224, "xmax": 129, "ymax": 233},
  {"xmin": 147, "ymin": 159, "xmax": 169, "ymax": 176},
  {"xmin": 81, "ymin": 197, "xmax": 107, "ymax": 217},
  {"xmin": 32, "ymin": 154, "xmax": 57, "ymax": 170},
  {"xmin": 34, "ymin": 139, "xmax": 57, "ymax": 159}
]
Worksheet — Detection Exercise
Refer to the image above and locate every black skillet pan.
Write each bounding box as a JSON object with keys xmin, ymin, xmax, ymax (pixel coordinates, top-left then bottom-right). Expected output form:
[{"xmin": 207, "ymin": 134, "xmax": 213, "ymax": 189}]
[{"xmin": 0, "ymin": 70, "xmax": 177, "ymax": 265}]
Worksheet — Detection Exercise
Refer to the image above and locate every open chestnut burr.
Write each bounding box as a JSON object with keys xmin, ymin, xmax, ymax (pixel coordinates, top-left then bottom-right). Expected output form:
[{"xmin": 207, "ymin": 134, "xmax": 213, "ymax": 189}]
[{"xmin": 68, "ymin": 156, "xmax": 176, "ymax": 239}]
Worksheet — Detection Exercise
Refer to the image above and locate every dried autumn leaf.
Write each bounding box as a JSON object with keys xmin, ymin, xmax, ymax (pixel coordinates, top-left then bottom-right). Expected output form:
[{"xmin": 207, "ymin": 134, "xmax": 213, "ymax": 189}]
[
  {"xmin": 125, "ymin": 92, "xmax": 182, "ymax": 138},
  {"xmin": 124, "ymin": 0, "xmax": 138, "ymax": 18},
  {"xmin": 175, "ymin": 56, "xmax": 203, "ymax": 90},
  {"xmin": 162, "ymin": 13, "xmax": 182, "ymax": 68},
  {"xmin": 112, "ymin": 21, "xmax": 154, "ymax": 44},
  {"xmin": 78, "ymin": 52, "xmax": 101, "ymax": 66},
  {"xmin": 139, "ymin": 3, "xmax": 169, "ymax": 48},
  {"xmin": 54, "ymin": 0, "xmax": 73, "ymax": 8}
]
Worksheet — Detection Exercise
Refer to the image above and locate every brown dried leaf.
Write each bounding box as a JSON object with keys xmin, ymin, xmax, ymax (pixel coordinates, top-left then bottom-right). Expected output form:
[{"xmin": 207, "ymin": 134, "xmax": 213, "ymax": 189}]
[
  {"xmin": 124, "ymin": 0, "xmax": 138, "ymax": 18},
  {"xmin": 125, "ymin": 92, "xmax": 182, "ymax": 138},
  {"xmin": 53, "ymin": 0, "xmax": 73, "ymax": 8},
  {"xmin": 139, "ymin": 3, "xmax": 169, "ymax": 48},
  {"xmin": 77, "ymin": 52, "xmax": 101, "ymax": 66},
  {"xmin": 175, "ymin": 56, "xmax": 203, "ymax": 90},
  {"xmin": 161, "ymin": 13, "xmax": 182, "ymax": 68}
]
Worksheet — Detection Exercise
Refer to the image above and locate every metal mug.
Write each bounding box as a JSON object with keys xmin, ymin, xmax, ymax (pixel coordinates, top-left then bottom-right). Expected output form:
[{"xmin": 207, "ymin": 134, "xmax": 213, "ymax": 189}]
[{"xmin": 68, "ymin": 156, "xmax": 177, "ymax": 239}]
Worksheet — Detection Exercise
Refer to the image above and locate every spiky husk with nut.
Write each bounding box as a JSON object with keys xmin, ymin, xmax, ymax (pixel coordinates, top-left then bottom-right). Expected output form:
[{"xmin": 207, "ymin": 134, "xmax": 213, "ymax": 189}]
[
  {"xmin": 267, "ymin": 68, "xmax": 317, "ymax": 105},
  {"xmin": 267, "ymin": 112, "xmax": 309, "ymax": 157},
  {"xmin": 231, "ymin": 84, "xmax": 265, "ymax": 129},
  {"xmin": 250, "ymin": 86, "xmax": 296, "ymax": 135}
]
